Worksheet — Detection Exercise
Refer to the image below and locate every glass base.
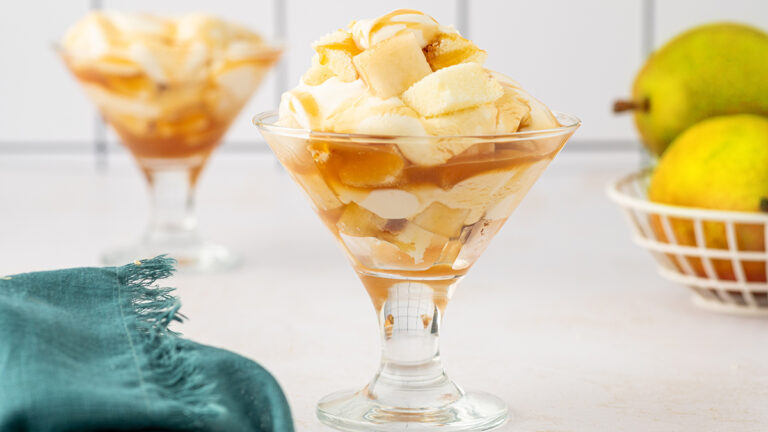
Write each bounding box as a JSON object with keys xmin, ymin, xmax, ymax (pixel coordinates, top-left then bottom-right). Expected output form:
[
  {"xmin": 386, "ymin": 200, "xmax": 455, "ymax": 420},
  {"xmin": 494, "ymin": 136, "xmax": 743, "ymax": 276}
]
[
  {"xmin": 317, "ymin": 388, "xmax": 509, "ymax": 432},
  {"xmin": 101, "ymin": 241, "xmax": 241, "ymax": 273}
]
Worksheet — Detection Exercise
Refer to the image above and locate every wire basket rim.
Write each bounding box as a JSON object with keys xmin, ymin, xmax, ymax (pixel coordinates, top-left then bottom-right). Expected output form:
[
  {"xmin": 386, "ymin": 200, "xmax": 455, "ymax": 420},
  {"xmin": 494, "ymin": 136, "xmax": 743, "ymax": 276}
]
[{"xmin": 607, "ymin": 170, "xmax": 768, "ymax": 223}]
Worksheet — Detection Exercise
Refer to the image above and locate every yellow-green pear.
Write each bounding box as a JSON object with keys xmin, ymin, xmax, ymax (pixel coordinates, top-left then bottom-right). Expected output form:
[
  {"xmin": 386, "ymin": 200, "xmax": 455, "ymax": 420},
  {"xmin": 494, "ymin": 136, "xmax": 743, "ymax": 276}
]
[
  {"xmin": 616, "ymin": 23, "xmax": 768, "ymax": 156},
  {"xmin": 648, "ymin": 114, "xmax": 768, "ymax": 282}
]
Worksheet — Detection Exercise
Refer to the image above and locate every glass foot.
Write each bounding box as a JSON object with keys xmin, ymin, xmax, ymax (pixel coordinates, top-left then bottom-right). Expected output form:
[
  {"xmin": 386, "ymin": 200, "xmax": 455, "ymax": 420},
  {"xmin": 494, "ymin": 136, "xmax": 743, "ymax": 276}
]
[
  {"xmin": 317, "ymin": 388, "xmax": 509, "ymax": 432},
  {"xmin": 101, "ymin": 241, "xmax": 241, "ymax": 273}
]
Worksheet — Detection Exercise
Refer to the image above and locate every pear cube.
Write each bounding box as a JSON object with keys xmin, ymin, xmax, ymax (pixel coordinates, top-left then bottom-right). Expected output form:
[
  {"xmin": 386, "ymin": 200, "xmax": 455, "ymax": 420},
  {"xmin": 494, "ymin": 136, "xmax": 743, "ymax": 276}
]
[
  {"xmin": 302, "ymin": 62, "xmax": 335, "ymax": 86},
  {"xmin": 424, "ymin": 33, "xmax": 488, "ymax": 71},
  {"xmin": 313, "ymin": 30, "xmax": 361, "ymax": 82},
  {"xmin": 321, "ymin": 141, "xmax": 405, "ymax": 188},
  {"xmin": 353, "ymin": 32, "xmax": 432, "ymax": 98},
  {"xmin": 337, "ymin": 203, "xmax": 387, "ymax": 237},
  {"xmin": 413, "ymin": 202, "xmax": 470, "ymax": 238},
  {"xmin": 295, "ymin": 172, "xmax": 343, "ymax": 211},
  {"xmin": 402, "ymin": 62, "xmax": 503, "ymax": 117},
  {"xmin": 383, "ymin": 221, "xmax": 445, "ymax": 264}
]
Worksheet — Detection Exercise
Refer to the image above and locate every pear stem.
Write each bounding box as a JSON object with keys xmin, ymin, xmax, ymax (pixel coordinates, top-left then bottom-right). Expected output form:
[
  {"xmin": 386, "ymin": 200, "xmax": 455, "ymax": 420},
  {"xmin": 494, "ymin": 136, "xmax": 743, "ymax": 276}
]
[{"xmin": 613, "ymin": 99, "xmax": 649, "ymax": 114}]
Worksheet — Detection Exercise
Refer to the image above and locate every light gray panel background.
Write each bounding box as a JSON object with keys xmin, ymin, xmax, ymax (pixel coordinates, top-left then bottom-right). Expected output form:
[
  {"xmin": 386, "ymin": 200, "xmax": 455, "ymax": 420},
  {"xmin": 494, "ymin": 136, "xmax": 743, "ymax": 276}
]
[{"xmin": 1, "ymin": 0, "xmax": 765, "ymax": 154}]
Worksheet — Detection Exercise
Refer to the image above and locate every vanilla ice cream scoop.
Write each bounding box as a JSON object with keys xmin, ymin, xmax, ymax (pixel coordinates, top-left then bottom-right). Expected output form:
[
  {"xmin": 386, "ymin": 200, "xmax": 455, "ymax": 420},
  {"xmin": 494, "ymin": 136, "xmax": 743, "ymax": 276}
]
[{"xmin": 278, "ymin": 9, "xmax": 560, "ymax": 166}]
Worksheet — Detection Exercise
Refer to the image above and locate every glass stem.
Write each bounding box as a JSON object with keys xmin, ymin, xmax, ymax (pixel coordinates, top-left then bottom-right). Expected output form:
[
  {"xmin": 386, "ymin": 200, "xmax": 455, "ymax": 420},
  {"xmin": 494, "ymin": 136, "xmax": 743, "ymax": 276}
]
[
  {"xmin": 141, "ymin": 159, "xmax": 202, "ymax": 246},
  {"xmin": 365, "ymin": 277, "xmax": 464, "ymax": 409}
]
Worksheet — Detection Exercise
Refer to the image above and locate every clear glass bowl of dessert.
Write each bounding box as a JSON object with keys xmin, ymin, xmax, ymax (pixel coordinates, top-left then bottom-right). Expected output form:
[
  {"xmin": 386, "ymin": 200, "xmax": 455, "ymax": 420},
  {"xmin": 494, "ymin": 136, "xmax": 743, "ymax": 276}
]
[
  {"xmin": 255, "ymin": 9, "xmax": 580, "ymax": 431},
  {"xmin": 60, "ymin": 11, "xmax": 282, "ymax": 271}
]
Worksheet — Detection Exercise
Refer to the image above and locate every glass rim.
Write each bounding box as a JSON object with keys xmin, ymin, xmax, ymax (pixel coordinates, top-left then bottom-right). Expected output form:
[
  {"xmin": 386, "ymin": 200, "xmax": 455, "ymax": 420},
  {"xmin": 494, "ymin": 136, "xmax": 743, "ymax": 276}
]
[{"xmin": 253, "ymin": 110, "xmax": 581, "ymax": 143}]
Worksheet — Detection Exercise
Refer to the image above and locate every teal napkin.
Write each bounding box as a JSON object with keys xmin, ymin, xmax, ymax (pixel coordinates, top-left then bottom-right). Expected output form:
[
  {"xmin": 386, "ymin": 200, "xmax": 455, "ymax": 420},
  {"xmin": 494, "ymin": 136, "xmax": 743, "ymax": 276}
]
[{"xmin": 0, "ymin": 257, "xmax": 294, "ymax": 432}]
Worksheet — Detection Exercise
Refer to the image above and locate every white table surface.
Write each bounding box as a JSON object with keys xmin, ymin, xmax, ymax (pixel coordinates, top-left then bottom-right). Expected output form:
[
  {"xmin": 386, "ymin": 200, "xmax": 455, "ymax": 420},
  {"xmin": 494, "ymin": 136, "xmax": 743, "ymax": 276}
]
[{"xmin": 1, "ymin": 150, "xmax": 766, "ymax": 432}]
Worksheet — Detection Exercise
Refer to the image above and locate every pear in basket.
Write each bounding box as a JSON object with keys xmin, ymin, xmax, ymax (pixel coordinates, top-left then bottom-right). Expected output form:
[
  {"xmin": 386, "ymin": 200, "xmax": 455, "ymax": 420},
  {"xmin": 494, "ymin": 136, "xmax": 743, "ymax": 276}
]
[{"xmin": 648, "ymin": 114, "xmax": 768, "ymax": 283}]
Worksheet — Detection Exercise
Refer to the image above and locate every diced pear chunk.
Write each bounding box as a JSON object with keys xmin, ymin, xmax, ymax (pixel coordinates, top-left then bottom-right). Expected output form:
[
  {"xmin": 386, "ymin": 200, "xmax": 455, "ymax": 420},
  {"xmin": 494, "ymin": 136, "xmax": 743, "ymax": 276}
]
[
  {"xmin": 322, "ymin": 142, "xmax": 405, "ymax": 188},
  {"xmin": 313, "ymin": 30, "xmax": 361, "ymax": 82},
  {"xmin": 424, "ymin": 33, "xmax": 487, "ymax": 70},
  {"xmin": 322, "ymin": 49, "xmax": 358, "ymax": 81},
  {"xmin": 402, "ymin": 62, "xmax": 503, "ymax": 117},
  {"xmin": 294, "ymin": 172, "xmax": 343, "ymax": 211},
  {"xmin": 302, "ymin": 54, "xmax": 335, "ymax": 85},
  {"xmin": 302, "ymin": 63, "xmax": 335, "ymax": 86},
  {"xmin": 313, "ymin": 29, "xmax": 359, "ymax": 51},
  {"xmin": 352, "ymin": 32, "xmax": 432, "ymax": 98},
  {"xmin": 368, "ymin": 228, "xmax": 442, "ymax": 268},
  {"xmin": 413, "ymin": 202, "xmax": 470, "ymax": 238},
  {"xmin": 437, "ymin": 239, "xmax": 464, "ymax": 266},
  {"xmin": 316, "ymin": 98, "xmax": 411, "ymax": 187},
  {"xmin": 463, "ymin": 207, "xmax": 486, "ymax": 226},
  {"xmin": 383, "ymin": 222, "xmax": 445, "ymax": 264},
  {"xmin": 337, "ymin": 203, "xmax": 387, "ymax": 237}
]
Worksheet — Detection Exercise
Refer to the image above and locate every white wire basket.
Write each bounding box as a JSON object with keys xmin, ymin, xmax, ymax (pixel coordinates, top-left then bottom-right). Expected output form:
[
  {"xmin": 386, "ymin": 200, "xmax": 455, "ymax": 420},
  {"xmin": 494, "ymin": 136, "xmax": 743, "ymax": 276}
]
[{"xmin": 608, "ymin": 171, "xmax": 768, "ymax": 316}]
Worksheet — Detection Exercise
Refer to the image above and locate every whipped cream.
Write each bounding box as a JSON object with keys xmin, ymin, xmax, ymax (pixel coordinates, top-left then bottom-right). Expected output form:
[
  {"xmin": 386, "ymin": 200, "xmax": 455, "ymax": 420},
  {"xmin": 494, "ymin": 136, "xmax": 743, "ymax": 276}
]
[{"xmin": 350, "ymin": 9, "xmax": 452, "ymax": 50}]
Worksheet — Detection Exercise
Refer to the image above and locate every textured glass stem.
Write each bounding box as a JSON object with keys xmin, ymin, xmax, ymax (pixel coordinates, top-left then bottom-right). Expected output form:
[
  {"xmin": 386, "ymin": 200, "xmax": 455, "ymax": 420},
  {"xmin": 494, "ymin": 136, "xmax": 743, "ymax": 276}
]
[
  {"xmin": 141, "ymin": 159, "xmax": 201, "ymax": 245},
  {"xmin": 365, "ymin": 277, "xmax": 463, "ymax": 409}
]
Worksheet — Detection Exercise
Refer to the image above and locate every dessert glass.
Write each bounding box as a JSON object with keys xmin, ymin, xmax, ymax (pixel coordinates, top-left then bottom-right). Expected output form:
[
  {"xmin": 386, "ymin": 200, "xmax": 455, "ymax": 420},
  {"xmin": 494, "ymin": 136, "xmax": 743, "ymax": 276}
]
[
  {"xmin": 60, "ymin": 37, "xmax": 281, "ymax": 271},
  {"xmin": 255, "ymin": 111, "xmax": 580, "ymax": 431}
]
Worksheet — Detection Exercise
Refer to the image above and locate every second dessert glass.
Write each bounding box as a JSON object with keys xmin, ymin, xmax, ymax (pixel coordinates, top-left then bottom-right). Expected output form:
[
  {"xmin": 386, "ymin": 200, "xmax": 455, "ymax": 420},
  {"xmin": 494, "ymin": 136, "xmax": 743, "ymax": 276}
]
[
  {"xmin": 255, "ymin": 111, "xmax": 580, "ymax": 431},
  {"xmin": 60, "ymin": 15, "xmax": 282, "ymax": 271}
]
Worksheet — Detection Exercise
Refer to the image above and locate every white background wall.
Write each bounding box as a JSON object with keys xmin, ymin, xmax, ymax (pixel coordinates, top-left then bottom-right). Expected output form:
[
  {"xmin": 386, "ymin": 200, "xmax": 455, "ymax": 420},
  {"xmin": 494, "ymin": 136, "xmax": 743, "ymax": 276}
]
[{"xmin": 0, "ymin": 0, "xmax": 766, "ymax": 155}]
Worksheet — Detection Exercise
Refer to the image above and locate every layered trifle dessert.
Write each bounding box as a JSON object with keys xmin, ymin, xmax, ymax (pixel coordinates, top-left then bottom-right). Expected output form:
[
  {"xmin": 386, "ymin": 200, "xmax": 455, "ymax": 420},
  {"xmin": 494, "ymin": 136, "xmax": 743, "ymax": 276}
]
[
  {"xmin": 62, "ymin": 11, "xmax": 281, "ymax": 168},
  {"xmin": 256, "ymin": 9, "xmax": 579, "ymax": 431},
  {"xmin": 61, "ymin": 11, "xmax": 281, "ymax": 270},
  {"xmin": 268, "ymin": 9, "xmax": 569, "ymax": 306}
]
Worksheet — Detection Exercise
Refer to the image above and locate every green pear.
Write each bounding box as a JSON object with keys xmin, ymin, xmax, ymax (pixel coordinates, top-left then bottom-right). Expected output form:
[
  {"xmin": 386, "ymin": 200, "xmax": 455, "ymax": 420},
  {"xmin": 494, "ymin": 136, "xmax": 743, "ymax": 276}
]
[
  {"xmin": 649, "ymin": 114, "xmax": 768, "ymax": 212},
  {"xmin": 648, "ymin": 114, "xmax": 768, "ymax": 282},
  {"xmin": 615, "ymin": 23, "xmax": 768, "ymax": 156}
]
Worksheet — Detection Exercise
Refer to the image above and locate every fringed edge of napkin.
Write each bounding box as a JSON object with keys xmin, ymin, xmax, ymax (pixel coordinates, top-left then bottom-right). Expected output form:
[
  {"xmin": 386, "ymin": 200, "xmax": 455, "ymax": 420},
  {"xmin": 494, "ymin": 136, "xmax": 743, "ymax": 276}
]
[{"xmin": 118, "ymin": 256, "xmax": 223, "ymax": 426}]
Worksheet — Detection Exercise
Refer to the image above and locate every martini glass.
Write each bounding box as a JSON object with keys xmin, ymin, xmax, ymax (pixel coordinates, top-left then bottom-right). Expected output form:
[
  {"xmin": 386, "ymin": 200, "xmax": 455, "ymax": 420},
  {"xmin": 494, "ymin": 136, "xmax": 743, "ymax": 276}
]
[
  {"xmin": 60, "ymin": 38, "xmax": 281, "ymax": 272},
  {"xmin": 255, "ymin": 111, "xmax": 579, "ymax": 431}
]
